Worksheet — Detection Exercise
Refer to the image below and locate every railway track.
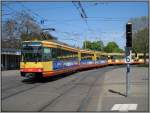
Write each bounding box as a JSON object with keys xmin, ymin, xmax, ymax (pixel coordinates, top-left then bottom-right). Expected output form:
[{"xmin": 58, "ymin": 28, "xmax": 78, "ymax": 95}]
[
  {"xmin": 77, "ymin": 73, "xmax": 102, "ymax": 111},
  {"xmin": 2, "ymin": 83, "xmax": 43, "ymax": 100},
  {"xmin": 2, "ymin": 67, "xmax": 104, "ymax": 101},
  {"xmin": 2, "ymin": 78, "xmax": 41, "ymax": 92},
  {"xmin": 2, "ymin": 66, "xmax": 117, "ymax": 112},
  {"xmin": 38, "ymin": 67, "xmax": 115, "ymax": 111}
]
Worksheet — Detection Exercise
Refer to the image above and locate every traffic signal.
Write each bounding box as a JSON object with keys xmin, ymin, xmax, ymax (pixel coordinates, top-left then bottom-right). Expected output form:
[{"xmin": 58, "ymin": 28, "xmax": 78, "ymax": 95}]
[
  {"xmin": 135, "ymin": 52, "xmax": 137, "ymax": 57},
  {"xmin": 126, "ymin": 23, "xmax": 132, "ymax": 47}
]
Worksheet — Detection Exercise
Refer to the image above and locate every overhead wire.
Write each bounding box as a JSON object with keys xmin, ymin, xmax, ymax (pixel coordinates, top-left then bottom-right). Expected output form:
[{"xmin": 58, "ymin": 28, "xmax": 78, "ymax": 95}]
[
  {"xmin": 3, "ymin": 2, "xmax": 122, "ymax": 46},
  {"xmin": 2, "ymin": 4, "xmax": 19, "ymax": 14},
  {"xmin": 16, "ymin": 2, "xmax": 83, "ymax": 44},
  {"xmin": 18, "ymin": 2, "xmax": 48, "ymax": 26}
]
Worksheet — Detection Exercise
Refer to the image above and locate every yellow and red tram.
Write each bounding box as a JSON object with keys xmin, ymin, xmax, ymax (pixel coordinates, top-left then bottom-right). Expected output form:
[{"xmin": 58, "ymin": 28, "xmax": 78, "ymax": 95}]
[
  {"xmin": 20, "ymin": 40, "xmax": 146, "ymax": 78},
  {"xmin": 20, "ymin": 40, "xmax": 80, "ymax": 78}
]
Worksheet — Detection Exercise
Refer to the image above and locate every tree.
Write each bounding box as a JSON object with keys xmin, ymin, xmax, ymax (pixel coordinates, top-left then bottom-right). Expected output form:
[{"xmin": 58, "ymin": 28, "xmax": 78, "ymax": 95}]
[
  {"xmin": 128, "ymin": 16, "xmax": 148, "ymax": 33},
  {"xmin": 104, "ymin": 42, "xmax": 123, "ymax": 53},
  {"xmin": 91, "ymin": 41, "xmax": 104, "ymax": 51},
  {"xmin": 82, "ymin": 40, "xmax": 104, "ymax": 51},
  {"xmin": 128, "ymin": 16, "xmax": 148, "ymax": 63},
  {"xmin": 2, "ymin": 19, "xmax": 20, "ymax": 48},
  {"xmin": 2, "ymin": 10, "xmax": 56, "ymax": 49},
  {"xmin": 132, "ymin": 28, "xmax": 149, "ymax": 63},
  {"xmin": 83, "ymin": 40, "xmax": 92, "ymax": 49}
]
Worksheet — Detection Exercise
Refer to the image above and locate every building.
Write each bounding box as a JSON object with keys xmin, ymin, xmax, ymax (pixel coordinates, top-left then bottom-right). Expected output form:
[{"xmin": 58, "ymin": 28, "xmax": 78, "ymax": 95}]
[{"xmin": 1, "ymin": 48, "xmax": 21, "ymax": 70}]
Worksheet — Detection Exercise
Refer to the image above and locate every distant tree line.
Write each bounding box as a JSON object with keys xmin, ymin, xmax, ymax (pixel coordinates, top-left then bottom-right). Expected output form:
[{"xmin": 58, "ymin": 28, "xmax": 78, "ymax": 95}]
[{"xmin": 83, "ymin": 40, "xmax": 123, "ymax": 53}]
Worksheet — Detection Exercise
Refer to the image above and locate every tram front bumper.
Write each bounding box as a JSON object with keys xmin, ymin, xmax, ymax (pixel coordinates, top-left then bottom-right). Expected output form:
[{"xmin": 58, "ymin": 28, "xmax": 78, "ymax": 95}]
[{"xmin": 20, "ymin": 68, "xmax": 43, "ymax": 72}]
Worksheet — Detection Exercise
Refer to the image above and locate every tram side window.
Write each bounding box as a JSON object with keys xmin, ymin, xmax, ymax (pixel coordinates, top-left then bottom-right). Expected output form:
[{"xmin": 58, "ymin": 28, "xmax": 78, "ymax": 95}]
[
  {"xmin": 59, "ymin": 49, "xmax": 78, "ymax": 60},
  {"xmin": 96, "ymin": 57, "xmax": 100, "ymax": 60},
  {"xmin": 146, "ymin": 55, "xmax": 149, "ymax": 59},
  {"xmin": 61, "ymin": 49, "xmax": 67, "ymax": 60},
  {"xmin": 51, "ymin": 48, "xmax": 57, "ymax": 60},
  {"xmin": 73, "ymin": 51, "xmax": 78, "ymax": 60},
  {"xmin": 43, "ymin": 48, "xmax": 52, "ymax": 61},
  {"xmin": 132, "ymin": 55, "xmax": 135, "ymax": 59},
  {"xmin": 51, "ymin": 48, "xmax": 63, "ymax": 60},
  {"xmin": 51, "ymin": 48, "xmax": 78, "ymax": 61},
  {"xmin": 139, "ymin": 55, "xmax": 144, "ymax": 59},
  {"xmin": 69, "ymin": 51, "xmax": 78, "ymax": 60},
  {"xmin": 81, "ymin": 53, "xmax": 93, "ymax": 60},
  {"xmin": 100, "ymin": 55, "xmax": 107, "ymax": 60},
  {"xmin": 56, "ymin": 49, "xmax": 62, "ymax": 60}
]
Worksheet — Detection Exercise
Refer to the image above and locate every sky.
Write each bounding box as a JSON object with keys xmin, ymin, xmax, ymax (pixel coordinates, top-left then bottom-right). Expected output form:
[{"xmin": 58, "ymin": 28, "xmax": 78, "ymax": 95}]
[{"xmin": 2, "ymin": 1, "xmax": 148, "ymax": 50}]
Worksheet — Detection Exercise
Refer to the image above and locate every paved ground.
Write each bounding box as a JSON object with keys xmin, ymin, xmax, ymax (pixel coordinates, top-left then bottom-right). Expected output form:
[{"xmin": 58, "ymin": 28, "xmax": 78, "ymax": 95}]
[
  {"xmin": 96, "ymin": 66, "xmax": 149, "ymax": 112},
  {"xmin": 1, "ymin": 65, "xmax": 149, "ymax": 112}
]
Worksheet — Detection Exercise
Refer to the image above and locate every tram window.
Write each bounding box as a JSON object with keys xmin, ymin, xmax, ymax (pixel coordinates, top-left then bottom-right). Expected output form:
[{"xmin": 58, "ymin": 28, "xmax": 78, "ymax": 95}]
[
  {"xmin": 110, "ymin": 56, "xmax": 113, "ymax": 59},
  {"xmin": 52, "ymin": 48, "xmax": 58, "ymax": 60},
  {"xmin": 81, "ymin": 53, "xmax": 93, "ymax": 60},
  {"xmin": 72, "ymin": 51, "xmax": 78, "ymax": 60},
  {"xmin": 62, "ymin": 50, "xmax": 77, "ymax": 60},
  {"xmin": 99, "ymin": 55, "xmax": 107, "ymax": 60},
  {"xmin": 139, "ymin": 55, "xmax": 144, "ymax": 59},
  {"xmin": 110, "ymin": 55, "xmax": 123, "ymax": 60},
  {"xmin": 146, "ymin": 55, "xmax": 149, "ymax": 59},
  {"xmin": 96, "ymin": 57, "xmax": 100, "ymax": 60},
  {"xmin": 43, "ymin": 47, "xmax": 52, "ymax": 61},
  {"xmin": 132, "ymin": 56, "xmax": 135, "ymax": 59},
  {"xmin": 51, "ymin": 47, "xmax": 78, "ymax": 61},
  {"xmin": 56, "ymin": 48, "xmax": 61, "ymax": 60}
]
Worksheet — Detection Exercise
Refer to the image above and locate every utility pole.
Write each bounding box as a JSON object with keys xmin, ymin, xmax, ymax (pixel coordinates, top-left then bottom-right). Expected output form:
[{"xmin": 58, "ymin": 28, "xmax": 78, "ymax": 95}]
[{"xmin": 85, "ymin": 38, "xmax": 86, "ymax": 49}]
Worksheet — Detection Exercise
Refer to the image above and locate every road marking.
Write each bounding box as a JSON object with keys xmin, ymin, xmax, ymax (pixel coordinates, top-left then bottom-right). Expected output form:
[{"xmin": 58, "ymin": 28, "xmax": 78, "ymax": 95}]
[
  {"xmin": 111, "ymin": 104, "xmax": 121, "ymax": 111},
  {"xmin": 119, "ymin": 104, "xmax": 129, "ymax": 111},
  {"xmin": 111, "ymin": 104, "xmax": 138, "ymax": 111},
  {"xmin": 128, "ymin": 104, "xmax": 138, "ymax": 110}
]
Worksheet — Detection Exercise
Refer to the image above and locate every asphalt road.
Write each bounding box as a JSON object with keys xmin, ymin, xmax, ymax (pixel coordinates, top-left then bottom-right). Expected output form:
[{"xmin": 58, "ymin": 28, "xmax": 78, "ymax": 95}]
[{"xmin": 1, "ymin": 65, "xmax": 149, "ymax": 112}]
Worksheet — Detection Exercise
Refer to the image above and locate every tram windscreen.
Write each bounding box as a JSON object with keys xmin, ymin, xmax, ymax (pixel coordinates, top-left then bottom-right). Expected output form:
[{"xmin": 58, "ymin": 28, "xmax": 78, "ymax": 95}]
[{"xmin": 21, "ymin": 45, "xmax": 42, "ymax": 62}]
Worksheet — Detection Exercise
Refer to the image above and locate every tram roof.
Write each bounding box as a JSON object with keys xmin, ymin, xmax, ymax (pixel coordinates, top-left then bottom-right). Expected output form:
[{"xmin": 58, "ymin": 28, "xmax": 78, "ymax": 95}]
[
  {"xmin": 22, "ymin": 41, "xmax": 148, "ymax": 56},
  {"xmin": 79, "ymin": 49, "xmax": 95, "ymax": 54},
  {"xmin": 23, "ymin": 40, "xmax": 79, "ymax": 52}
]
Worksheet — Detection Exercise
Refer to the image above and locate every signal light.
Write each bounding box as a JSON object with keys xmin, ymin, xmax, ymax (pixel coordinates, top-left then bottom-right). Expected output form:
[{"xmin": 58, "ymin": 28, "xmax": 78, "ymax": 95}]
[
  {"xmin": 135, "ymin": 52, "xmax": 137, "ymax": 57},
  {"xmin": 126, "ymin": 23, "xmax": 132, "ymax": 47}
]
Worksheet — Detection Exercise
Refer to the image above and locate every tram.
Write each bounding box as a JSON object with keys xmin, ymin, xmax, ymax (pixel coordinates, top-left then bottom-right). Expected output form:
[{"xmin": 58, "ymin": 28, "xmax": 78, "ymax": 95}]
[
  {"xmin": 107, "ymin": 53, "xmax": 125, "ymax": 65},
  {"xmin": 20, "ymin": 40, "xmax": 107, "ymax": 78},
  {"xmin": 20, "ymin": 40, "xmax": 79, "ymax": 78},
  {"xmin": 20, "ymin": 40, "xmax": 145, "ymax": 78}
]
